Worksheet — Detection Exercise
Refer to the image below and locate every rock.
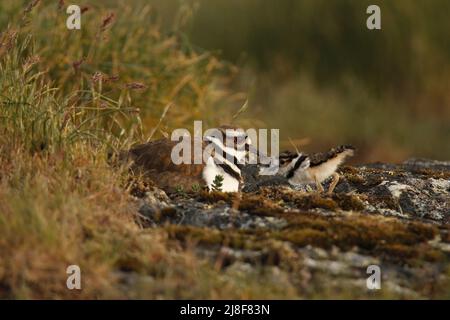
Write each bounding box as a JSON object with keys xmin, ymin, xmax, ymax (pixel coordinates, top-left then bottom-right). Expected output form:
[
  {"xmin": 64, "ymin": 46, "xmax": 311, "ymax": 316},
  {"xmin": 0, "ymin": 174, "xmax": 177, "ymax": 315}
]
[
  {"xmin": 170, "ymin": 199, "xmax": 287, "ymax": 230},
  {"xmin": 403, "ymin": 158, "xmax": 450, "ymax": 172},
  {"xmin": 345, "ymin": 159, "xmax": 450, "ymax": 223},
  {"xmin": 241, "ymin": 164, "xmax": 290, "ymax": 192},
  {"xmin": 133, "ymin": 158, "xmax": 450, "ymax": 298},
  {"xmin": 134, "ymin": 186, "xmax": 174, "ymax": 226}
]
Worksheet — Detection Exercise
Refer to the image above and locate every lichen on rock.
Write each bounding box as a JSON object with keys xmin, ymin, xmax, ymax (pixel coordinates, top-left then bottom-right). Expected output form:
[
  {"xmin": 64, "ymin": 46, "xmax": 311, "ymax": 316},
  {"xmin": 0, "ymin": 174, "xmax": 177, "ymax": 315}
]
[{"xmin": 135, "ymin": 158, "xmax": 450, "ymax": 298}]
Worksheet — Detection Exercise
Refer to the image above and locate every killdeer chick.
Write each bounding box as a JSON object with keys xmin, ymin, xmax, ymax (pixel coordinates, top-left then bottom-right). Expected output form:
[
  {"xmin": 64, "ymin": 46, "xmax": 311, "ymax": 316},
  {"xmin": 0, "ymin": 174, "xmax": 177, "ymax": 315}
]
[
  {"xmin": 123, "ymin": 126, "xmax": 252, "ymax": 193},
  {"xmin": 277, "ymin": 145, "xmax": 355, "ymax": 194}
]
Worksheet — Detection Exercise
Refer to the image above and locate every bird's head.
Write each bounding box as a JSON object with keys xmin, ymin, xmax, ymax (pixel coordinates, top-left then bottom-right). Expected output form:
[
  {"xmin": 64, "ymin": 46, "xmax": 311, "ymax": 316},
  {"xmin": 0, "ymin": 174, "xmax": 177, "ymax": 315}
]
[{"xmin": 204, "ymin": 125, "xmax": 252, "ymax": 164}]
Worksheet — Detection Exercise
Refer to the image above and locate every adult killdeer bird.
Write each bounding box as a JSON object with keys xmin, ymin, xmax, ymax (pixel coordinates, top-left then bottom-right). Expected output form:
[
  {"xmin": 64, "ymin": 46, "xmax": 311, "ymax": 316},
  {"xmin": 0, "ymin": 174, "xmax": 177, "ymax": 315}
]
[
  {"xmin": 276, "ymin": 145, "xmax": 355, "ymax": 194},
  {"xmin": 123, "ymin": 125, "xmax": 252, "ymax": 193}
]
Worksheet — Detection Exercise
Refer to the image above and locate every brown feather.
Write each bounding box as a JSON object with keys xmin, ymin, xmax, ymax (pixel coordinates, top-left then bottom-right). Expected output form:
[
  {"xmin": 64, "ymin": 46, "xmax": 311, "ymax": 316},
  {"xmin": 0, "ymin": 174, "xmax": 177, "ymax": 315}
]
[{"xmin": 126, "ymin": 138, "xmax": 206, "ymax": 193}]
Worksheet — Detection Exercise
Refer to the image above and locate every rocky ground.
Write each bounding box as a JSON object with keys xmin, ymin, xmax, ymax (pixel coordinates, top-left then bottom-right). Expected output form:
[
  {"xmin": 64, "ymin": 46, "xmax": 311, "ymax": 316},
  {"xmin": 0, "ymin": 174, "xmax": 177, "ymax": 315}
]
[{"xmin": 132, "ymin": 158, "xmax": 450, "ymax": 299}]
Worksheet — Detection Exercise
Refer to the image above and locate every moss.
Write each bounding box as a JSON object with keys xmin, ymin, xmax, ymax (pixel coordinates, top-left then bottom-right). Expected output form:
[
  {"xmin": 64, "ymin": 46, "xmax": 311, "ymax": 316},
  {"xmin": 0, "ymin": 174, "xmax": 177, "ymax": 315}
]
[
  {"xmin": 420, "ymin": 248, "xmax": 445, "ymax": 263},
  {"xmin": 289, "ymin": 194, "xmax": 338, "ymax": 211},
  {"xmin": 166, "ymin": 183, "xmax": 443, "ymax": 266},
  {"xmin": 341, "ymin": 169, "xmax": 384, "ymax": 190},
  {"xmin": 339, "ymin": 166, "xmax": 359, "ymax": 174},
  {"xmin": 196, "ymin": 191, "xmax": 234, "ymax": 204},
  {"xmin": 257, "ymin": 186, "xmax": 291, "ymax": 203},
  {"xmin": 164, "ymin": 211, "xmax": 444, "ymax": 265},
  {"xmin": 388, "ymin": 169, "xmax": 409, "ymax": 178},
  {"xmin": 345, "ymin": 173, "xmax": 365, "ymax": 184},
  {"xmin": 238, "ymin": 194, "xmax": 283, "ymax": 216},
  {"xmin": 378, "ymin": 244, "xmax": 417, "ymax": 261},
  {"xmin": 280, "ymin": 212, "xmax": 331, "ymax": 230},
  {"xmin": 363, "ymin": 175, "xmax": 384, "ymax": 187},
  {"xmin": 165, "ymin": 225, "xmax": 224, "ymax": 246},
  {"xmin": 256, "ymin": 187, "xmax": 361, "ymax": 212},
  {"xmin": 409, "ymin": 168, "xmax": 450, "ymax": 179},
  {"xmin": 379, "ymin": 243, "xmax": 445, "ymax": 265},
  {"xmin": 196, "ymin": 191, "xmax": 285, "ymax": 216},
  {"xmin": 407, "ymin": 222, "xmax": 438, "ymax": 241},
  {"xmin": 278, "ymin": 228, "xmax": 329, "ymax": 247},
  {"xmin": 165, "ymin": 225, "xmax": 258, "ymax": 250},
  {"xmin": 332, "ymin": 193, "xmax": 365, "ymax": 211},
  {"xmin": 273, "ymin": 191, "xmax": 364, "ymax": 212},
  {"xmin": 278, "ymin": 212, "xmax": 440, "ymax": 262},
  {"xmin": 367, "ymin": 194, "xmax": 398, "ymax": 210}
]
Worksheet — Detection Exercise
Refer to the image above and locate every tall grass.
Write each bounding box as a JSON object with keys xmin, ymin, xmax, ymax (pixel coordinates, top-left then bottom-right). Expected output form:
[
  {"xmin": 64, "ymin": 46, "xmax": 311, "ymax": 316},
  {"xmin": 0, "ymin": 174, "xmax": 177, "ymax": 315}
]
[
  {"xmin": 0, "ymin": 16, "xmax": 141, "ymax": 297},
  {"xmin": 0, "ymin": 1, "xmax": 290, "ymax": 299},
  {"xmin": 0, "ymin": 0, "xmax": 242, "ymax": 135},
  {"xmin": 0, "ymin": 34, "xmax": 140, "ymax": 156}
]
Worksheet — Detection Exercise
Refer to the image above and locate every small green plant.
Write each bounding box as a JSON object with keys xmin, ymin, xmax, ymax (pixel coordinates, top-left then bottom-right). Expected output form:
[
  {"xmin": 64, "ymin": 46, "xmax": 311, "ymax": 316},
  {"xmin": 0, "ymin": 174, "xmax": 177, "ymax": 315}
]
[
  {"xmin": 175, "ymin": 185, "xmax": 185, "ymax": 195},
  {"xmin": 191, "ymin": 183, "xmax": 201, "ymax": 193},
  {"xmin": 211, "ymin": 175, "xmax": 224, "ymax": 192}
]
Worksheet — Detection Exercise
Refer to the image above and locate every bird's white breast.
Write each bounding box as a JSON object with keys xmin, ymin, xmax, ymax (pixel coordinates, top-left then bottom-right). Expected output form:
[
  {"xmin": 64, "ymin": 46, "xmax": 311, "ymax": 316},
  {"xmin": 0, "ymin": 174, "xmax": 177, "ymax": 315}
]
[
  {"xmin": 202, "ymin": 157, "xmax": 240, "ymax": 192},
  {"xmin": 304, "ymin": 150, "xmax": 352, "ymax": 183}
]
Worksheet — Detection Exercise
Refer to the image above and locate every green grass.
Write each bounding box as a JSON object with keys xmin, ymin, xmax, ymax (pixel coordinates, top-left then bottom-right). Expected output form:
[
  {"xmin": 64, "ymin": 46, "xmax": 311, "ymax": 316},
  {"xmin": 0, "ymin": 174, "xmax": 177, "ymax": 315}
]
[{"xmin": 0, "ymin": 0, "xmax": 264, "ymax": 299}]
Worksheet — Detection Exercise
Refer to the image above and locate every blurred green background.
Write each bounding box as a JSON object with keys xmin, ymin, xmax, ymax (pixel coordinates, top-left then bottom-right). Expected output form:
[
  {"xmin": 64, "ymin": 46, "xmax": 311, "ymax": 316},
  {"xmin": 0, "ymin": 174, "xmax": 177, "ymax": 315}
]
[
  {"xmin": 153, "ymin": 0, "xmax": 450, "ymax": 162},
  {"xmin": 1, "ymin": 0, "xmax": 449, "ymax": 162}
]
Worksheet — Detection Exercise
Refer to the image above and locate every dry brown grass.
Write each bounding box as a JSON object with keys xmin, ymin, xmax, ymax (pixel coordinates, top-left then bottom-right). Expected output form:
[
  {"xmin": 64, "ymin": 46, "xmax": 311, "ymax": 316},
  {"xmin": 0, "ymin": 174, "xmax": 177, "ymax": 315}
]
[{"xmin": 0, "ymin": 1, "xmax": 292, "ymax": 299}]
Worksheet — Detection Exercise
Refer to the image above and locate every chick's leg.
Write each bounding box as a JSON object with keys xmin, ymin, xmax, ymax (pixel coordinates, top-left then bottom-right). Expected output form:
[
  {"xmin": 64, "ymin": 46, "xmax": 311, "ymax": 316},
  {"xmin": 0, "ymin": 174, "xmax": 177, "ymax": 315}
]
[
  {"xmin": 314, "ymin": 176, "xmax": 324, "ymax": 193},
  {"xmin": 327, "ymin": 172, "xmax": 340, "ymax": 195}
]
